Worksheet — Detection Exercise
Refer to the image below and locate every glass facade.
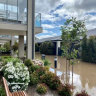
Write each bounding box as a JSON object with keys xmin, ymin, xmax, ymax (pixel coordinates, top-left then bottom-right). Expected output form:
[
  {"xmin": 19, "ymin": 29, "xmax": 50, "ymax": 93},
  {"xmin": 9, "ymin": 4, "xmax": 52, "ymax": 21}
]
[{"xmin": 0, "ymin": 0, "xmax": 41, "ymax": 27}]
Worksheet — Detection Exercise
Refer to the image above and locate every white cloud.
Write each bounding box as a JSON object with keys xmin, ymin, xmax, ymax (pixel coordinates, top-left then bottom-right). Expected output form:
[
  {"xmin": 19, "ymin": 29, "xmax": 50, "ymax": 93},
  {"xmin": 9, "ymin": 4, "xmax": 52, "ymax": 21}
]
[
  {"xmin": 42, "ymin": 24, "xmax": 55, "ymax": 29},
  {"xmin": 43, "ymin": 30, "xmax": 48, "ymax": 33},
  {"xmin": 37, "ymin": 32, "xmax": 58, "ymax": 39},
  {"xmin": 36, "ymin": 0, "xmax": 96, "ymax": 32}
]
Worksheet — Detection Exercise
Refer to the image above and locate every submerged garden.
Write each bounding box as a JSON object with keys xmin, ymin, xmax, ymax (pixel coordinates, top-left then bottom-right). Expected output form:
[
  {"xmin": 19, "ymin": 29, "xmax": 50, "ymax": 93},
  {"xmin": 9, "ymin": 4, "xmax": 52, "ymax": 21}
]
[{"xmin": 0, "ymin": 17, "xmax": 93, "ymax": 96}]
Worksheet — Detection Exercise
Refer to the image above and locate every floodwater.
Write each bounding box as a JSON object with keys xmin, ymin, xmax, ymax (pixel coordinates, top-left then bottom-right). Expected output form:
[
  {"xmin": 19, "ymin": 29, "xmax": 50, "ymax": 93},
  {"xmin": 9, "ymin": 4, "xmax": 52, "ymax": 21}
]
[{"xmin": 36, "ymin": 53, "xmax": 96, "ymax": 96}]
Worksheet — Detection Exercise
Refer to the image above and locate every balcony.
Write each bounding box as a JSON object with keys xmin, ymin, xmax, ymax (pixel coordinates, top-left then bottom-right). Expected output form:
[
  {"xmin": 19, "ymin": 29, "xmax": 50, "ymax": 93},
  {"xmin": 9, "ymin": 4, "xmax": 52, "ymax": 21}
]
[
  {"xmin": 0, "ymin": 0, "xmax": 41, "ymax": 27},
  {"xmin": 0, "ymin": 0, "xmax": 42, "ymax": 35}
]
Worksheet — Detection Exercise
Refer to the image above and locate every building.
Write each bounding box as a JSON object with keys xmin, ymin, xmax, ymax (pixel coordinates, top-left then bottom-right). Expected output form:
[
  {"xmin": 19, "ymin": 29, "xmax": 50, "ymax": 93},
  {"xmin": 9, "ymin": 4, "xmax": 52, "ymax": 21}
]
[
  {"xmin": 0, "ymin": 0, "xmax": 42, "ymax": 59},
  {"xmin": 36, "ymin": 36, "xmax": 62, "ymax": 56},
  {"xmin": 36, "ymin": 28, "xmax": 96, "ymax": 56}
]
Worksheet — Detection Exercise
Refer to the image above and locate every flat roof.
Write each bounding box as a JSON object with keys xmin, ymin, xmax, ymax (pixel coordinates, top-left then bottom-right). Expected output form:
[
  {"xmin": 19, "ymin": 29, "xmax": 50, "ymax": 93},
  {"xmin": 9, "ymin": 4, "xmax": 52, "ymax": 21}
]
[{"xmin": 36, "ymin": 28, "xmax": 96, "ymax": 43}]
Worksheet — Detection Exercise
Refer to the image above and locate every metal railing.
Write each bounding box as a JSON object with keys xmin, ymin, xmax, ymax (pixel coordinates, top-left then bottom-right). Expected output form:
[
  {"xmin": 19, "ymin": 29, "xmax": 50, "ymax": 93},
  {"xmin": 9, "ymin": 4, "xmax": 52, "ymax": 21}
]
[{"xmin": 0, "ymin": 9, "xmax": 41, "ymax": 27}]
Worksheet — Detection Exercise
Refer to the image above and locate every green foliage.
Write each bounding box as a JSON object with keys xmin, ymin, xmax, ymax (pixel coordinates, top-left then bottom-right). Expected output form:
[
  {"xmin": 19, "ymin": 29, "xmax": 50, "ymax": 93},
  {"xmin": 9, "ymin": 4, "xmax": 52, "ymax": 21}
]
[
  {"xmin": 24, "ymin": 59, "xmax": 41, "ymax": 73},
  {"xmin": 58, "ymin": 84, "xmax": 72, "ymax": 96},
  {"xmin": 81, "ymin": 37, "xmax": 96, "ymax": 63},
  {"xmin": 61, "ymin": 17, "xmax": 87, "ymax": 62},
  {"xmin": 35, "ymin": 43, "xmax": 39, "ymax": 52},
  {"xmin": 43, "ymin": 59, "xmax": 51, "ymax": 66},
  {"xmin": 75, "ymin": 91, "xmax": 89, "ymax": 96},
  {"xmin": 36, "ymin": 83, "xmax": 47, "ymax": 94},
  {"xmin": 2, "ymin": 57, "xmax": 21, "ymax": 66},
  {"xmin": 4, "ymin": 42, "xmax": 10, "ymax": 51},
  {"xmin": 40, "ymin": 42, "xmax": 55, "ymax": 55},
  {"xmin": 30, "ymin": 72, "xmax": 39, "ymax": 85},
  {"xmin": 0, "ymin": 86, "xmax": 6, "ymax": 96},
  {"xmin": 12, "ymin": 41, "xmax": 18, "ymax": 52},
  {"xmin": 36, "ymin": 67, "xmax": 46, "ymax": 78},
  {"xmin": 81, "ymin": 36, "xmax": 89, "ymax": 62},
  {"xmin": 24, "ymin": 59, "xmax": 33, "ymax": 68},
  {"xmin": 41, "ymin": 71, "xmax": 61, "ymax": 90},
  {"xmin": 0, "ymin": 47, "xmax": 7, "ymax": 52}
]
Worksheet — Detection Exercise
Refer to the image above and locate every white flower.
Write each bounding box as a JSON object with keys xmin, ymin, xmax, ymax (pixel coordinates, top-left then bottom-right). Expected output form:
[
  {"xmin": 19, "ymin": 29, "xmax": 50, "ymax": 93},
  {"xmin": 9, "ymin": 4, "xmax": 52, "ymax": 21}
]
[{"xmin": 4, "ymin": 61, "xmax": 30, "ymax": 92}]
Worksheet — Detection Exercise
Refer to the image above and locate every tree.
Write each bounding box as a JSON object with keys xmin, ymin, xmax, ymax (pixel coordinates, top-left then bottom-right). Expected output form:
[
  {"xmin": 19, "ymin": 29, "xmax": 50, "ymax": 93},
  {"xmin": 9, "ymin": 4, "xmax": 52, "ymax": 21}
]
[
  {"xmin": 81, "ymin": 36, "xmax": 89, "ymax": 62},
  {"xmin": 40, "ymin": 42, "xmax": 55, "ymax": 55},
  {"xmin": 61, "ymin": 17, "xmax": 87, "ymax": 85}
]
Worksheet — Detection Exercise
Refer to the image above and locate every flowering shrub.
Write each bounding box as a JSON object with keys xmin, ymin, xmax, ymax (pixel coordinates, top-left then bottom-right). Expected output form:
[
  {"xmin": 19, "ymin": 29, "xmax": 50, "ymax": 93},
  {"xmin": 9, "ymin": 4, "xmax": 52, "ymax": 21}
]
[
  {"xmin": 36, "ymin": 83, "xmax": 47, "ymax": 94},
  {"xmin": 30, "ymin": 72, "xmax": 39, "ymax": 85},
  {"xmin": 58, "ymin": 84, "xmax": 72, "ymax": 96},
  {"xmin": 32, "ymin": 59, "xmax": 44, "ymax": 66},
  {"xmin": 3, "ymin": 62, "xmax": 30, "ymax": 92},
  {"xmin": 75, "ymin": 91, "xmax": 90, "ymax": 96},
  {"xmin": 24, "ymin": 59, "xmax": 41, "ymax": 73},
  {"xmin": 36, "ymin": 67, "xmax": 47, "ymax": 78},
  {"xmin": 40, "ymin": 71, "xmax": 61, "ymax": 90}
]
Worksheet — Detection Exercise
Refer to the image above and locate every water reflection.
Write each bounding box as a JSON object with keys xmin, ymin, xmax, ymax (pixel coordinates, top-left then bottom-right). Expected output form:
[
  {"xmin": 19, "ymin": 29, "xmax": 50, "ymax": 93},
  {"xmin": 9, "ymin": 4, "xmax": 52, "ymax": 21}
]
[{"xmin": 36, "ymin": 53, "xmax": 96, "ymax": 96}]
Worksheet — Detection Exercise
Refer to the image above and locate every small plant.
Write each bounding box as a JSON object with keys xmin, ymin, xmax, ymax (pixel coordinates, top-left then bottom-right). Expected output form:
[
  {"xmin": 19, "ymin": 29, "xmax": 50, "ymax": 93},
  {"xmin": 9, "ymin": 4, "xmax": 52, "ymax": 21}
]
[
  {"xmin": 36, "ymin": 67, "xmax": 46, "ymax": 78},
  {"xmin": 0, "ymin": 85, "xmax": 6, "ymax": 96},
  {"xmin": 36, "ymin": 83, "xmax": 47, "ymax": 94},
  {"xmin": 30, "ymin": 72, "xmax": 39, "ymax": 85},
  {"xmin": 49, "ymin": 75, "xmax": 61, "ymax": 90},
  {"xmin": 43, "ymin": 59, "xmax": 51, "ymax": 66},
  {"xmin": 75, "ymin": 90, "xmax": 89, "ymax": 96},
  {"xmin": 58, "ymin": 84, "xmax": 72, "ymax": 96},
  {"xmin": 24, "ymin": 59, "xmax": 33, "ymax": 67},
  {"xmin": 29, "ymin": 65, "xmax": 40, "ymax": 74},
  {"xmin": 41, "ymin": 71, "xmax": 61, "ymax": 90}
]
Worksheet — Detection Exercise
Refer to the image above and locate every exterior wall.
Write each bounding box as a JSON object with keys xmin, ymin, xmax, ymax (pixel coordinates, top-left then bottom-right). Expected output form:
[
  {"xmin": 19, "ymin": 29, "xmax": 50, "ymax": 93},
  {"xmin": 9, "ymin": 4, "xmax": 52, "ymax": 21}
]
[{"xmin": 0, "ymin": 22, "xmax": 42, "ymax": 36}]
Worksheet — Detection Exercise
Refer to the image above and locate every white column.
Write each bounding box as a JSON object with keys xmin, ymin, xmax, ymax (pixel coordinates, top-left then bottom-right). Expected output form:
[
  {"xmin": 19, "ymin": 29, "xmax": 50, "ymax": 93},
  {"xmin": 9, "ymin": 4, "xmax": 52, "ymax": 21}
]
[
  {"xmin": 56, "ymin": 41, "xmax": 61, "ymax": 56},
  {"xmin": 18, "ymin": 35, "xmax": 24, "ymax": 58},
  {"xmin": 27, "ymin": 0, "xmax": 35, "ymax": 59}
]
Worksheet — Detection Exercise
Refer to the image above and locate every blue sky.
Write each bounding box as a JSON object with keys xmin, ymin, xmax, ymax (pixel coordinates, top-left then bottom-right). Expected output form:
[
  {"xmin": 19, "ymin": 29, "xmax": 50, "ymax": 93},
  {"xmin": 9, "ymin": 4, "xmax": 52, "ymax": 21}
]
[{"xmin": 35, "ymin": 0, "xmax": 96, "ymax": 39}]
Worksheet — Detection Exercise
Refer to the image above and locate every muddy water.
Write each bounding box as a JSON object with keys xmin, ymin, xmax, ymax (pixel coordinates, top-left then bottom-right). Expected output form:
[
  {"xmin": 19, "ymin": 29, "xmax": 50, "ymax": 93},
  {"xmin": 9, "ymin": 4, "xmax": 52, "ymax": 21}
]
[{"xmin": 36, "ymin": 53, "xmax": 96, "ymax": 96}]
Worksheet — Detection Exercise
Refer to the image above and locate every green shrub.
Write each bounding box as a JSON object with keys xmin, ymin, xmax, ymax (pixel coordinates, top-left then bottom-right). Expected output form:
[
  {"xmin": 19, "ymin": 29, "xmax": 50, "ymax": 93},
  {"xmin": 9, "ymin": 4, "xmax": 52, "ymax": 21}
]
[
  {"xmin": 81, "ymin": 36, "xmax": 96, "ymax": 63},
  {"xmin": 40, "ymin": 42, "xmax": 55, "ymax": 55},
  {"xmin": 58, "ymin": 84, "xmax": 72, "ymax": 96},
  {"xmin": 29, "ymin": 65, "xmax": 40, "ymax": 74},
  {"xmin": 36, "ymin": 67, "xmax": 47, "ymax": 78},
  {"xmin": 30, "ymin": 72, "xmax": 39, "ymax": 85},
  {"xmin": 4, "ymin": 42, "xmax": 10, "ymax": 51},
  {"xmin": 24, "ymin": 59, "xmax": 33, "ymax": 67},
  {"xmin": 0, "ymin": 85, "xmax": 6, "ymax": 96},
  {"xmin": 36, "ymin": 83, "xmax": 47, "ymax": 94},
  {"xmin": 41, "ymin": 71, "xmax": 61, "ymax": 90},
  {"xmin": 49, "ymin": 75, "xmax": 61, "ymax": 90},
  {"xmin": 43, "ymin": 59, "xmax": 51, "ymax": 66},
  {"xmin": 75, "ymin": 91, "xmax": 89, "ymax": 96},
  {"xmin": 35, "ymin": 43, "xmax": 39, "ymax": 52},
  {"xmin": 24, "ymin": 59, "xmax": 40, "ymax": 73}
]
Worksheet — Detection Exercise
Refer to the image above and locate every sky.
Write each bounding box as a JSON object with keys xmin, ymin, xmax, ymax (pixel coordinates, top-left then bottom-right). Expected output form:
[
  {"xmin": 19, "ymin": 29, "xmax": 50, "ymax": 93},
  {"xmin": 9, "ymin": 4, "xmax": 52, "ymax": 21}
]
[{"xmin": 35, "ymin": 0, "xmax": 96, "ymax": 39}]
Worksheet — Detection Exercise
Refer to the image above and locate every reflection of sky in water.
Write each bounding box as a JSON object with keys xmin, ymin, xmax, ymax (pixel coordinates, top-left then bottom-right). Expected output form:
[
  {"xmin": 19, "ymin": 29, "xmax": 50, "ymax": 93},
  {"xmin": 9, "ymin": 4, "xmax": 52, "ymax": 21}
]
[{"xmin": 50, "ymin": 68, "xmax": 96, "ymax": 96}]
